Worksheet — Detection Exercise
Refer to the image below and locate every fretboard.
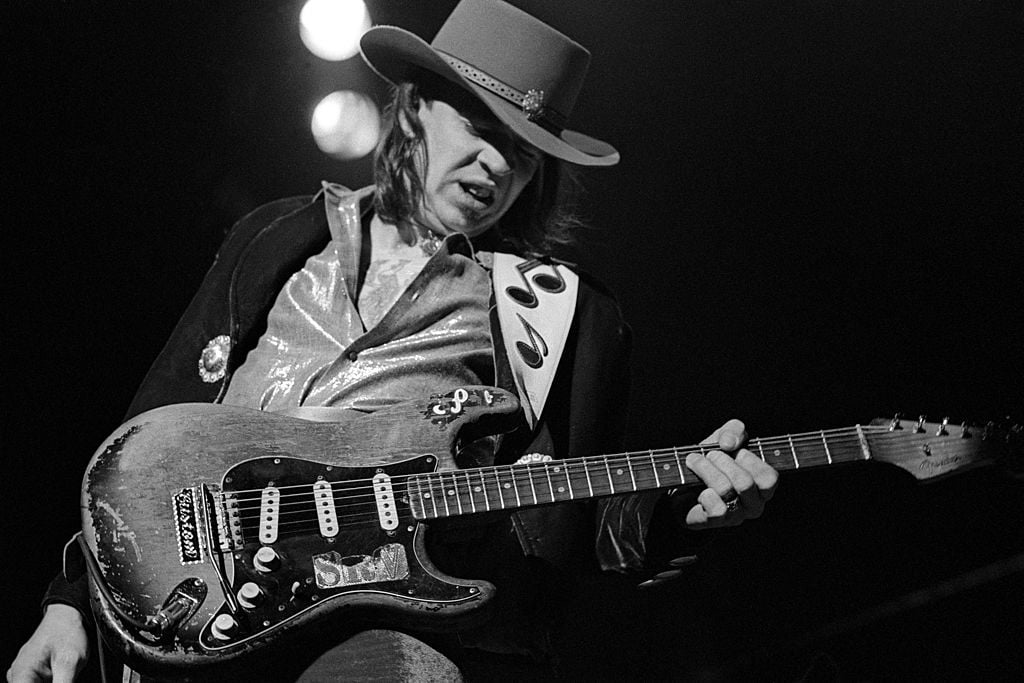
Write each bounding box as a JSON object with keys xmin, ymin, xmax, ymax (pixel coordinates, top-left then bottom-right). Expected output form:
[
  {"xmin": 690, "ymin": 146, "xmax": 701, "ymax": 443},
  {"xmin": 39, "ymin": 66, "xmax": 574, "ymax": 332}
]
[{"xmin": 407, "ymin": 425, "xmax": 881, "ymax": 520}]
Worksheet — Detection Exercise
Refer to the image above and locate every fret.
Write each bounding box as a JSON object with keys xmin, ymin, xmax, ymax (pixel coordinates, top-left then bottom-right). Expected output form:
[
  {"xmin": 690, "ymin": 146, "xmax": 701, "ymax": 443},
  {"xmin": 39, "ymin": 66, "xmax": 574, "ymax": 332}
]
[
  {"xmin": 561, "ymin": 462, "xmax": 574, "ymax": 500},
  {"xmin": 791, "ymin": 433, "xmax": 833, "ymax": 469},
  {"xmin": 627, "ymin": 458, "xmax": 638, "ymax": 492},
  {"xmin": 428, "ymin": 476, "xmax": 439, "ymax": 518},
  {"xmin": 604, "ymin": 455, "xmax": 615, "ymax": 494},
  {"xmin": 822, "ymin": 429, "xmax": 870, "ymax": 464},
  {"xmin": 790, "ymin": 432, "xmax": 839, "ymax": 471},
  {"xmin": 583, "ymin": 460, "xmax": 595, "ymax": 497},
  {"xmin": 788, "ymin": 434, "xmax": 799, "ymax": 469},
  {"xmin": 545, "ymin": 464, "xmax": 556, "ymax": 503},
  {"xmin": 440, "ymin": 473, "xmax": 452, "ymax": 517},
  {"xmin": 492, "ymin": 469, "xmax": 507, "ymax": 509},
  {"xmin": 608, "ymin": 459, "xmax": 633, "ymax": 492},
  {"xmin": 674, "ymin": 448, "xmax": 687, "ymax": 484},
  {"xmin": 460, "ymin": 471, "xmax": 475, "ymax": 511},
  {"xmin": 651, "ymin": 453, "xmax": 679, "ymax": 488},
  {"xmin": 453, "ymin": 472, "xmax": 466, "ymax": 515},
  {"xmin": 477, "ymin": 470, "xmax": 491, "ymax": 511},
  {"xmin": 650, "ymin": 451, "xmax": 661, "ymax": 488},
  {"xmin": 758, "ymin": 440, "xmax": 795, "ymax": 470},
  {"xmin": 509, "ymin": 465, "xmax": 522, "ymax": 508},
  {"xmin": 757, "ymin": 440, "xmax": 766, "ymax": 462},
  {"xmin": 527, "ymin": 464, "xmax": 539, "ymax": 505}
]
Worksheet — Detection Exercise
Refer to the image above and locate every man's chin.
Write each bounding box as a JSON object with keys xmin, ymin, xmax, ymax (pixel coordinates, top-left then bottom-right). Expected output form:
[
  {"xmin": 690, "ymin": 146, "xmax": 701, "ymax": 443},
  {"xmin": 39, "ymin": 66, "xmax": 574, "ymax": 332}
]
[{"xmin": 443, "ymin": 211, "xmax": 496, "ymax": 238}]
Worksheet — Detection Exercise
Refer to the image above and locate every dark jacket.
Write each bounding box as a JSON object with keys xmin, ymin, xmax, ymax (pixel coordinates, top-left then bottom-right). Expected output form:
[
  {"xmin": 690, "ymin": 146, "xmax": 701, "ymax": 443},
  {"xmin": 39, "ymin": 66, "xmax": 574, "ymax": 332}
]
[{"xmin": 44, "ymin": 190, "xmax": 635, "ymax": 626}]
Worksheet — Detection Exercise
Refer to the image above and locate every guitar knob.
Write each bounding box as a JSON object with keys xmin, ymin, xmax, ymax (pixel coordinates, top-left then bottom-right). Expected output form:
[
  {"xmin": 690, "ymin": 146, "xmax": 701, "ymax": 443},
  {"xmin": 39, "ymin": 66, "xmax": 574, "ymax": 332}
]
[
  {"xmin": 237, "ymin": 582, "xmax": 264, "ymax": 609},
  {"xmin": 210, "ymin": 613, "xmax": 238, "ymax": 641},
  {"xmin": 253, "ymin": 546, "xmax": 281, "ymax": 573}
]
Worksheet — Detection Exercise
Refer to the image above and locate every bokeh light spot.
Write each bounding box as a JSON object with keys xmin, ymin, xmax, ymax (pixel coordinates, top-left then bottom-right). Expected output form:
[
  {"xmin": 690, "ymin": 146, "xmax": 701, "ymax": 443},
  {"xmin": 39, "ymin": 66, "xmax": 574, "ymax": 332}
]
[
  {"xmin": 299, "ymin": 0, "xmax": 371, "ymax": 61},
  {"xmin": 311, "ymin": 90, "xmax": 381, "ymax": 159}
]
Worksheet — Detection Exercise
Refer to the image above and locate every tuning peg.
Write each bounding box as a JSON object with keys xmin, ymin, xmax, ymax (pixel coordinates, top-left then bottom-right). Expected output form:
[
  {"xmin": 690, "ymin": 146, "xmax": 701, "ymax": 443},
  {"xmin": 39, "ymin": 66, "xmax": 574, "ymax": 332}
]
[
  {"xmin": 888, "ymin": 414, "xmax": 903, "ymax": 431},
  {"xmin": 960, "ymin": 421, "xmax": 972, "ymax": 439},
  {"xmin": 913, "ymin": 415, "xmax": 927, "ymax": 433},
  {"xmin": 936, "ymin": 417, "xmax": 949, "ymax": 436}
]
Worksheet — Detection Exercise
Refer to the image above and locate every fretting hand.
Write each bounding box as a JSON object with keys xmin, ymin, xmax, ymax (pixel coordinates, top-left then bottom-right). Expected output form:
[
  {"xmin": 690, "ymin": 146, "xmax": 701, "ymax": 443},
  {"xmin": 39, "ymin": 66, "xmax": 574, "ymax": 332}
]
[{"xmin": 677, "ymin": 419, "xmax": 779, "ymax": 529}]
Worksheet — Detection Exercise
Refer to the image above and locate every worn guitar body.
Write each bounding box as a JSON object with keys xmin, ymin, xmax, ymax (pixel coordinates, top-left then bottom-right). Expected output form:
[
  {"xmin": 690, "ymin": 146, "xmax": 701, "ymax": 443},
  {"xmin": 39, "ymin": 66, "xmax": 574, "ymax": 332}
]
[{"xmin": 81, "ymin": 387, "xmax": 519, "ymax": 679}]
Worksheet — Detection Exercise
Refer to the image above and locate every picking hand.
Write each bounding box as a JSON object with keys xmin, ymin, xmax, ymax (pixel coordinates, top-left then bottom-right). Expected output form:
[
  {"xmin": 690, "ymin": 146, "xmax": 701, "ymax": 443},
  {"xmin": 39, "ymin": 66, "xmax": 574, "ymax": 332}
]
[{"xmin": 7, "ymin": 604, "xmax": 88, "ymax": 683}]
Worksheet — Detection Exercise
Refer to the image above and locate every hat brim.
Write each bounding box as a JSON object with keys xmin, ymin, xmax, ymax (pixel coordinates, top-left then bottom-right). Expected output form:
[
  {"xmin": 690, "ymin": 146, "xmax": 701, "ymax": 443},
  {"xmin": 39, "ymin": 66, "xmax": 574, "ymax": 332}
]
[{"xmin": 360, "ymin": 26, "xmax": 619, "ymax": 167}]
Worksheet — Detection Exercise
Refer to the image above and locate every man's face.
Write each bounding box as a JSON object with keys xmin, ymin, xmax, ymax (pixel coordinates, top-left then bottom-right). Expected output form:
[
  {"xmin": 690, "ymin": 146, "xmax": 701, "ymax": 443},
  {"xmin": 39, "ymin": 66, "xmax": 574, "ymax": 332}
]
[{"xmin": 412, "ymin": 91, "xmax": 543, "ymax": 239}]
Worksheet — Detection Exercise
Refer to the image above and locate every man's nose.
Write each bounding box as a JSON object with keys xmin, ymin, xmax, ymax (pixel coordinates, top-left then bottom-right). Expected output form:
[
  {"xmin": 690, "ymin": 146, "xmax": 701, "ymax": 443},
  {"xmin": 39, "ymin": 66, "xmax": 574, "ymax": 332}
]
[{"xmin": 477, "ymin": 140, "xmax": 513, "ymax": 177}]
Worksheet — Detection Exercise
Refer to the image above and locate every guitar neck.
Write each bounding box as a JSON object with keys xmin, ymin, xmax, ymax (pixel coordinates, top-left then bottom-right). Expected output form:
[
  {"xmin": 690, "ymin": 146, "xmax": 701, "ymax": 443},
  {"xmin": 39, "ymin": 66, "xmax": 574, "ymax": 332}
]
[{"xmin": 407, "ymin": 425, "xmax": 881, "ymax": 520}]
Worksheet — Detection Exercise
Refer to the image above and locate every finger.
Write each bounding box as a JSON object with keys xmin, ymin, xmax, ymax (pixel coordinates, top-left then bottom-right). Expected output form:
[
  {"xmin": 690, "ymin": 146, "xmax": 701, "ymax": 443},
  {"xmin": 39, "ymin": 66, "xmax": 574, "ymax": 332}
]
[
  {"xmin": 701, "ymin": 419, "xmax": 747, "ymax": 452},
  {"xmin": 693, "ymin": 487, "xmax": 743, "ymax": 529},
  {"xmin": 736, "ymin": 450, "xmax": 780, "ymax": 502},
  {"xmin": 50, "ymin": 648, "xmax": 85, "ymax": 683},
  {"xmin": 685, "ymin": 451, "xmax": 732, "ymax": 498},
  {"xmin": 706, "ymin": 447, "xmax": 773, "ymax": 516},
  {"xmin": 685, "ymin": 501, "xmax": 710, "ymax": 528},
  {"xmin": 706, "ymin": 450, "xmax": 755, "ymax": 498}
]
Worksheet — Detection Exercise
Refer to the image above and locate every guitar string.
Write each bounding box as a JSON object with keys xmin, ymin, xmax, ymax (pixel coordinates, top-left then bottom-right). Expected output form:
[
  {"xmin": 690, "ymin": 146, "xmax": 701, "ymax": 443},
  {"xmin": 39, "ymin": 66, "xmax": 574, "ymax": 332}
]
[
  {"xmin": 227, "ymin": 436, "xmax": 982, "ymax": 539},
  {"xmin": 228, "ymin": 432, "xmax": 919, "ymax": 529},
  {"xmin": 226, "ymin": 429, "xmax": 897, "ymax": 518},
  {"xmin": 222, "ymin": 427, "xmax": 889, "ymax": 501},
  {"xmin": 230, "ymin": 431, "xmax": 877, "ymax": 520}
]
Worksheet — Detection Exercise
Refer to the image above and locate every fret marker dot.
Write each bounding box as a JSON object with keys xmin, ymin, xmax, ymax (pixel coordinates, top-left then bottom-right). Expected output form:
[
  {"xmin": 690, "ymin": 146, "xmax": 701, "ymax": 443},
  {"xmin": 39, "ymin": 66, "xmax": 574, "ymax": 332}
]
[
  {"xmin": 503, "ymin": 483, "xmax": 511, "ymax": 489},
  {"xmin": 474, "ymin": 486, "xmax": 481, "ymax": 492},
  {"xmin": 662, "ymin": 464, "xmax": 670, "ymax": 470},
  {"xmin": 616, "ymin": 469, "xmax": 624, "ymax": 475},
  {"xmin": 557, "ymin": 487, "xmax": 565, "ymax": 493},
  {"xmin": 447, "ymin": 490, "xmax": 455, "ymax": 496},
  {"xmin": 773, "ymin": 450, "xmax": 781, "ymax": 457}
]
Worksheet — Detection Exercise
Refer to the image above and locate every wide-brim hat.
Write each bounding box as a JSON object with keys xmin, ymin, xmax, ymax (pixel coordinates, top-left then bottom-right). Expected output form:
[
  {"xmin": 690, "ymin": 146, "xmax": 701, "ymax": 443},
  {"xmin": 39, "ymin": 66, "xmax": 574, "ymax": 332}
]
[{"xmin": 360, "ymin": 0, "xmax": 619, "ymax": 167}]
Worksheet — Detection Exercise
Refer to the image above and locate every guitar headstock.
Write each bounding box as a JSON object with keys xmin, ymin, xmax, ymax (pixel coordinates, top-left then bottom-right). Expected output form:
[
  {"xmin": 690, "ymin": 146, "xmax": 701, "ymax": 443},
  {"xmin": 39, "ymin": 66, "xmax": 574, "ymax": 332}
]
[{"xmin": 866, "ymin": 416, "xmax": 1023, "ymax": 481}]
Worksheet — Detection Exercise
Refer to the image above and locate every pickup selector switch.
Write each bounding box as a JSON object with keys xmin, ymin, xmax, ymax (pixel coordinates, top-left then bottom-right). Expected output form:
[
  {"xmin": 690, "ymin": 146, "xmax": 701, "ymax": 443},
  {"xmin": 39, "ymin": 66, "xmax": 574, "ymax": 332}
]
[
  {"xmin": 237, "ymin": 582, "xmax": 264, "ymax": 609},
  {"xmin": 253, "ymin": 546, "xmax": 281, "ymax": 573}
]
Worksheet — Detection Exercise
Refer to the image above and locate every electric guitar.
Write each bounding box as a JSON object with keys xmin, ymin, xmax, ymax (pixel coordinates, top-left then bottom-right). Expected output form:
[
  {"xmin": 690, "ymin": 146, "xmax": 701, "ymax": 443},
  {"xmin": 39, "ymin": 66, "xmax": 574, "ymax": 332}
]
[{"xmin": 79, "ymin": 386, "xmax": 1019, "ymax": 678}]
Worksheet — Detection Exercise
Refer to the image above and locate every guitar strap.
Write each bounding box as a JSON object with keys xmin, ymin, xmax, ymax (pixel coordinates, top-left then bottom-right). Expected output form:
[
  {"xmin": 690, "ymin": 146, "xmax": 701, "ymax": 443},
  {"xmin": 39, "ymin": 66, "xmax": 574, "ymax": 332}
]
[{"xmin": 492, "ymin": 253, "xmax": 578, "ymax": 429}]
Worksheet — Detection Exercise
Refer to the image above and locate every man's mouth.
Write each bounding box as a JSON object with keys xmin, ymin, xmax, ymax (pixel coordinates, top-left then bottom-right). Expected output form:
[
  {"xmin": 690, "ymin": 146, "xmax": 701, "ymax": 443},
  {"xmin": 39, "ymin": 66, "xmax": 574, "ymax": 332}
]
[{"xmin": 459, "ymin": 182, "xmax": 496, "ymax": 207}]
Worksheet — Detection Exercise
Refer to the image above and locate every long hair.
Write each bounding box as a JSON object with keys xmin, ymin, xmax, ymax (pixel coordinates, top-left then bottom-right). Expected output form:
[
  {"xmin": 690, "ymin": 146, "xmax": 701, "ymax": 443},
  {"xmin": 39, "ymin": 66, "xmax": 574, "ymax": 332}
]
[{"xmin": 372, "ymin": 79, "xmax": 584, "ymax": 256}]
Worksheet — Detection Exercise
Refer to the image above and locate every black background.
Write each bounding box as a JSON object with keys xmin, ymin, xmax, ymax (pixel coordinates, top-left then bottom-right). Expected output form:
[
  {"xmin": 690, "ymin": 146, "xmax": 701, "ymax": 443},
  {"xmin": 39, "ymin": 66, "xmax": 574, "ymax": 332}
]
[{"xmin": 5, "ymin": 1, "xmax": 1023, "ymax": 679}]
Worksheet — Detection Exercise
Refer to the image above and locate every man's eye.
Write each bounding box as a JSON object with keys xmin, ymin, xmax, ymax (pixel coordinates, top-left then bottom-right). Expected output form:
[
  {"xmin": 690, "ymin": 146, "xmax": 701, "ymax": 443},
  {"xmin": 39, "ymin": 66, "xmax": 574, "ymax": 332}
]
[{"xmin": 517, "ymin": 144, "xmax": 542, "ymax": 164}]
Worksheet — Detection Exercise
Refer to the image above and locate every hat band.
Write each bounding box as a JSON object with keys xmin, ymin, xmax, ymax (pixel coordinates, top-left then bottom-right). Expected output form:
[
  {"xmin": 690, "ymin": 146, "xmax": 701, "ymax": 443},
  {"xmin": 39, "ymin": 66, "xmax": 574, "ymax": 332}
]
[{"xmin": 438, "ymin": 52, "xmax": 568, "ymax": 135}]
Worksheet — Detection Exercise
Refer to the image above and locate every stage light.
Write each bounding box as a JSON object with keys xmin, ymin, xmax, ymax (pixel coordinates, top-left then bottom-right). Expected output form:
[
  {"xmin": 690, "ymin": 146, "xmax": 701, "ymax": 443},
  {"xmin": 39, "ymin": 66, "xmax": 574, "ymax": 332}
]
[
  {"xmin": 299, "ymin": 0, "xmax": 371, "ymax": 61},
  {"xmin": 311, "ymin": 90, "xmax": 380, "ymax": 159}
]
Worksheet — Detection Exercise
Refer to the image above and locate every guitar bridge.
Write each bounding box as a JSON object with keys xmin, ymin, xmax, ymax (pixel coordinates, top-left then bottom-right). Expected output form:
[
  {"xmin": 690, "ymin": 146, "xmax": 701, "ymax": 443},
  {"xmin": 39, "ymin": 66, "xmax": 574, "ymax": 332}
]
[{"xmin": 172, "ymin": 484, "xmax": 240, "ymax": 566}]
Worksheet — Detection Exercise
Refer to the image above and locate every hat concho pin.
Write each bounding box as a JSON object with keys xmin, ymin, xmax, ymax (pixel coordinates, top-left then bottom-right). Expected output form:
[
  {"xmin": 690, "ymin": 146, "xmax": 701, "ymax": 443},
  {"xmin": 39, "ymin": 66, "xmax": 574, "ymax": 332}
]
[
  {"xmin": 522, "ymin": 89, "xmax": 545, "ymax": 120},
  {"xmin": 199, "ymin": 334, "xmax": 231, "ymax": 383}
]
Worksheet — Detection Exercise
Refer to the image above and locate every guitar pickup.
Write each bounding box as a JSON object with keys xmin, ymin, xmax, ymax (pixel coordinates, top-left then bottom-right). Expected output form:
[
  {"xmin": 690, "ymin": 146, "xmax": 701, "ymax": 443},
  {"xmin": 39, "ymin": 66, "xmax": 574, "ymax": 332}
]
[
  {"xmin": 314, "ymin": 480, "xmax": 338, "ymax": 538},
  {"xmin": 258, "ymin": 487, "xmax": 280, "ymax": 544},
  {"xmin": 372, "ymin": 473, "xmax": 398, "ymax": 531}
]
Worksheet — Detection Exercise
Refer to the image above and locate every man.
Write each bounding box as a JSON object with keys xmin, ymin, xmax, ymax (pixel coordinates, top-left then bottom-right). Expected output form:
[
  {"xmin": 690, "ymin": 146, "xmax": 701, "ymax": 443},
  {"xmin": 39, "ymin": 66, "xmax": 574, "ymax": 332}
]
[{"xmin": 9, "ymin": 1, "xmax": 777, "ymax": 680}]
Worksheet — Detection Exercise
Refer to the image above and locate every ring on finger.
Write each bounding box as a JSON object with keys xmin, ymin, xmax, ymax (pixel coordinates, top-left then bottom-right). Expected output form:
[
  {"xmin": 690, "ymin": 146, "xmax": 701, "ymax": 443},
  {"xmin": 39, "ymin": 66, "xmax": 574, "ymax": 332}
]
[{"xmin": 721, "ymin": 490, "xmax": 740, "ymax": 513}]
